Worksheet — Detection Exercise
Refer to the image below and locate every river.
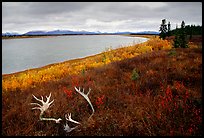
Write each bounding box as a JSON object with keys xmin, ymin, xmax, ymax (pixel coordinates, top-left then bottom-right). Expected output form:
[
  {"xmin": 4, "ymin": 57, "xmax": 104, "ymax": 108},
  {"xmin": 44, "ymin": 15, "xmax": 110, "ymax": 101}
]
[{"xmin": 2, "ymin": 35, "xmax": 147, "ymax": 74}]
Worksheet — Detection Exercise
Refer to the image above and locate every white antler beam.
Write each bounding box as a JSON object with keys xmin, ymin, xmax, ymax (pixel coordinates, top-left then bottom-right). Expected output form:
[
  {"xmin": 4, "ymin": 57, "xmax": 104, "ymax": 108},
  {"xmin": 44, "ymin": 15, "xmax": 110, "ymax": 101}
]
[{"xmin": 40, "ymin": 117, "xmax": 62, "ymax": 123}]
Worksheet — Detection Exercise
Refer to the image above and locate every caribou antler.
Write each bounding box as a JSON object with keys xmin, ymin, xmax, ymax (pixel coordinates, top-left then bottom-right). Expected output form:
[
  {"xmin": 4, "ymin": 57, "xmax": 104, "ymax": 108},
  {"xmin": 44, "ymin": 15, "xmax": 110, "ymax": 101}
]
[
  {"xmin": 64, "ymin": 113, "xmax": 80, "ymax": 133},
  {"xmin": 74, "ymin": 87, "xmax": 95, "ymax": 119},
  {"xmin": 31, "ymin": 93, "xmax": 62, "ymax": 123},
  {"xmin": 65, "ymin": 113, "xmax": 81, "ymax": 125},
  {"xmin": 64, "ymin": 123, "xmax": 79, "ymax": 133},
  {"xmin": 31, "ymin": 93, "xmax": 54, "ymax": 114}
]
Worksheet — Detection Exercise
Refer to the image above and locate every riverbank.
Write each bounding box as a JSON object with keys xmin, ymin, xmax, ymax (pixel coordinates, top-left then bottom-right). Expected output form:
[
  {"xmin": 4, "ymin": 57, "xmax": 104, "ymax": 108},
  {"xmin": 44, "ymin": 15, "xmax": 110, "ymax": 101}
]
[
  {"xmin": 3, "ymin": 35, "xmax": 170, "ymax": 92},
  {"xmin": 2, "ymin": 34, "xmax": 149, "ymax": 76}
]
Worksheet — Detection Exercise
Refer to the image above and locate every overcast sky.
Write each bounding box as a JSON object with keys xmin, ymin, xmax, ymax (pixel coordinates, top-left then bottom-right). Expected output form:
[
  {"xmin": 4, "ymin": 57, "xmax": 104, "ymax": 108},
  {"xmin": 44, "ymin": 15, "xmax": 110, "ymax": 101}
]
[{"xmin": 2, "ymin": 2, "xmax": 202, "ymax": 34}]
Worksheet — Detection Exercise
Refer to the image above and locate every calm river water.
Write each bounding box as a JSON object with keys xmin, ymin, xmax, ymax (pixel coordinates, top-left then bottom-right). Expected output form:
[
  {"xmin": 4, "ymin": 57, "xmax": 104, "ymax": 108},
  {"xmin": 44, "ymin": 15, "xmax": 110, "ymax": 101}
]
[{"xmin": 2, "ymin": 35, "xmax": 148, "ymax": 74}]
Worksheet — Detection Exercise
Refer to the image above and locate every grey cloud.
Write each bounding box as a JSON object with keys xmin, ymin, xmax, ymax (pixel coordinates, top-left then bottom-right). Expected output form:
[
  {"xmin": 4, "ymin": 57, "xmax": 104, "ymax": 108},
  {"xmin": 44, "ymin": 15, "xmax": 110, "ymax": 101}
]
[
  {"xmin": 2, "ymin": 2, "xmax": 202, "ymax": 34},
  {"xmin": 26, "ymin": 2, "xmax": 92, "ymax": 16}
]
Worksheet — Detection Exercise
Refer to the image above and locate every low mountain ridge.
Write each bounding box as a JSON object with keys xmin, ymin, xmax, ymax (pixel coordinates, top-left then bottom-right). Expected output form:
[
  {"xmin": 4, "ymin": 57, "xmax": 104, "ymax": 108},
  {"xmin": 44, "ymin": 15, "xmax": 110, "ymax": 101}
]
[{"xmin": 2, "ymin": 30, "xmax": 159, "ymax": 36}]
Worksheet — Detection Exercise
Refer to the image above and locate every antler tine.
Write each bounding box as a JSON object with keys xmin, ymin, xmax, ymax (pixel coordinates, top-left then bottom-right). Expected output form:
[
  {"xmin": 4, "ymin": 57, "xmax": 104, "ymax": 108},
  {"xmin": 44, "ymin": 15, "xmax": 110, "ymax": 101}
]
[
  {"xmin": 45, "ymin": 93, "xmax": 51, "ymax": 101},
  {"xmin": 69, "ymin": 113, "xmax": 71, "ymax": 118},
  {"xmin": 32, "ymin": 107, "xmax": 42, "ymax": 111},
  {"xmin": 75, "ymin": 87, "xmax": 84, "ymax": 95},
  {"xmin": 75, "ymin": 87, "xmax": 91, "ymax": 96},
  {"xmin": 74, "ymin": 87, "xmax": 79, "ymax": 93},
  {"xmin": 48, "ymin": 99, "xmax": 54, "ymax": 106},
  {"xmin": 87, "ymin": 88, "xmax": 91, "ymax": 96},
  {"xmin": 32, "ymin": 94, "xmax": 43, "ymax": 103},
  {"xmin": 41, "ymin": 96, "xmax": 44, "ymax": 102},
  {"xmin": 30, "ymin": 102, "xmax": 42, "ymax": 107},
  {"xmin": 68, "ymin": 113, "xmax": 71, "ymax": 119},
  {"xmin": 65, "ymin": 113, "xmax": 81, "ymax": 125},
  {"xmin": 65, "ymin": 114, "xmax": 68, "ymax": 120}
]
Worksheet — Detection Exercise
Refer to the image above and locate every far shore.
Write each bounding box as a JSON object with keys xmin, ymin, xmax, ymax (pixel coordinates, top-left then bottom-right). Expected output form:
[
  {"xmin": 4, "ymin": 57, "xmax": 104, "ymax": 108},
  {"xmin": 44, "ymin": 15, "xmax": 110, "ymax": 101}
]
[{"xmin": 2, "ymin": 34, "xmax": 156, "ymax": 40}]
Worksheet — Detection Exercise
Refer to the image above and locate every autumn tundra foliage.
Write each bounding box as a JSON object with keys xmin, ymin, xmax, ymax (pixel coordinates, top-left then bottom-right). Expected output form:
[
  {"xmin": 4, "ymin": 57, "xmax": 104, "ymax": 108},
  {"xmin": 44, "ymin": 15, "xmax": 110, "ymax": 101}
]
[{"xmin": 2, "ymin": 36, "xmax": 202, "ymax": 136}]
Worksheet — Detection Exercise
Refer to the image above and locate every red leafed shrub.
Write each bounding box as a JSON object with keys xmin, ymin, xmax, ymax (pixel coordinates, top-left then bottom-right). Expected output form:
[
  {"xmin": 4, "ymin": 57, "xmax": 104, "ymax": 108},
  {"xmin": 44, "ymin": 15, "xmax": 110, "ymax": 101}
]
[
  {"xmin": 71, "ymin": 76, "xmax": 79, "ymax": 87},
  {"xmin": 154, "ymin": 81, "xmax": 202, "ymax": 136},
  {"xmin": 95, "ymin": 95, "xmax": 105, "ymax": 109},
  {"xmin": 63, "ymin": 87, "xmax": 73, "ymax": 98}
]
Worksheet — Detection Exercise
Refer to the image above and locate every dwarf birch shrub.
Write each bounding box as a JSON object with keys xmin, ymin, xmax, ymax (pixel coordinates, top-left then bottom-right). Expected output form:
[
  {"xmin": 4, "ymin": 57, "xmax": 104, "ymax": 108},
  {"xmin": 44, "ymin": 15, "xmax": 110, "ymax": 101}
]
[{"xmin": 131, "ymin": 68, "xmax": 140, "ymax": 81}]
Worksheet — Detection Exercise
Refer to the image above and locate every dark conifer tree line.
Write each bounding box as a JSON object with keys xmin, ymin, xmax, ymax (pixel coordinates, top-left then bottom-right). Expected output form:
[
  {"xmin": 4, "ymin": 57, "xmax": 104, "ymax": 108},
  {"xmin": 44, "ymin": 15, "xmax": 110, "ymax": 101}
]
[{"xmin": 159, "ymin": 19, "xmax": 202, "ymax": 48}]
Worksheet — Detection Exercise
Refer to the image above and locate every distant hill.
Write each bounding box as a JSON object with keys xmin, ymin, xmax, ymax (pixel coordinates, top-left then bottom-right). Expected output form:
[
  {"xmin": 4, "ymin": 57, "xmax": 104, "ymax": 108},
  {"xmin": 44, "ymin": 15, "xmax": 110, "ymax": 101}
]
[
  {"xmin": 23, "ymin": 30, "xmax": 99, "ymax": 35},
  {"xmin": 2, "ymin": 30, "xmax": 160, "ymax": 36},
  {"xmin": 132, "ymin": 31, "xmax": 160, "ymax": 35},
  {"xmin": 23, "ymin": 31, "xmax": 48, "ymax": 35},
  {"xmin": 2, "ymin": 32, "xmax": 20, "ymax": 36}
]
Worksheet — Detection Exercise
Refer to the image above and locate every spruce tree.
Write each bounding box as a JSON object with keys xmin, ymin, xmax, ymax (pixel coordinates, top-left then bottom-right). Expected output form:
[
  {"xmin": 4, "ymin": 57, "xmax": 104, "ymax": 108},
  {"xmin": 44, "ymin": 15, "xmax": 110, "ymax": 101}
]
[
  {"xmin": 180, "ymin": 21, "xmax": 188, "ymax": 48},
  {"xmin": 167, "ymin": 21, "xmax": 171, "ymax": 36},
  {"xmin": 189, "ymin": 25, "xmax": 193, "ymax": 40},
  {"xmin": 159, "ymin": 19, "xmax": 167, "ymax": 39},
  {"xmin": 173, "ymin": 21, "xmax": 188, "ymax": 48}
]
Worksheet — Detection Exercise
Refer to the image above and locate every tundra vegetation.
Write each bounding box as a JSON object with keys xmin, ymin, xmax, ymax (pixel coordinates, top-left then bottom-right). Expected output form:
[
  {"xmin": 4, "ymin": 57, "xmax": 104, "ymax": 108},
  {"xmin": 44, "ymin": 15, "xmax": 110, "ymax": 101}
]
[{"xmin": 2, "ymin": 33, "xmax": 202, "ymax": 136}]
